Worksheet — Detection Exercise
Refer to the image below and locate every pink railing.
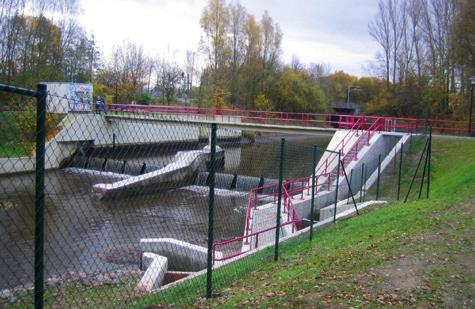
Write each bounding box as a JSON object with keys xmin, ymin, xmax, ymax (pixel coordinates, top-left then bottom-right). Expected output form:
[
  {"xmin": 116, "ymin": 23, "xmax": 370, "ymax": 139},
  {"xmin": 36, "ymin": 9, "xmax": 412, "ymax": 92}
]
[
  {"xmin": 212, "ymin": 220, "xmax": 300, "ymax": 263},
  {"xmin": 242, "ymin": 172, "xmax": 334, "ymax": 247},
  {"xmin": 314, "ymin": 119, "xmax": 363, "ymax": 179},
  {"xmin": 282, "ymin": 186, "xmax": 302, "ymax": 233},
  {"xmin": 104, "ymin": 103, "xmax": 475, "ymax": 135},
  {"xmin": 342, "ymin": 117, "xmax": 384, "ymax": 165}
]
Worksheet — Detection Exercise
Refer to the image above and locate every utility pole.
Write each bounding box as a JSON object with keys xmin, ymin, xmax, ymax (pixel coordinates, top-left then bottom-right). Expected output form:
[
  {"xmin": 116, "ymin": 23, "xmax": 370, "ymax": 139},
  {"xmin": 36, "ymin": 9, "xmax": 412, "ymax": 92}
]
[{"xmin": 469, "ymin": 77, "xmax": 475, "ymax": 136}]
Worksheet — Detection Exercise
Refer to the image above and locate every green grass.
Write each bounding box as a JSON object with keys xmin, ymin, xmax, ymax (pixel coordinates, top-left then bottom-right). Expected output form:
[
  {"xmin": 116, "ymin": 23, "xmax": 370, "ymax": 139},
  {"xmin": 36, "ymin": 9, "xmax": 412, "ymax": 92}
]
[{"xmin": 136, "ymin": 137, "xmax": 475, "ymax": 308}]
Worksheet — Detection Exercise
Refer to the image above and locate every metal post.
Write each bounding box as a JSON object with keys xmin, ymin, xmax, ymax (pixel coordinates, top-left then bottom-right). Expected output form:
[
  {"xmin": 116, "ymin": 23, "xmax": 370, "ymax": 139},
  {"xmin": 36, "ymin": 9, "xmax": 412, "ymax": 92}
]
[
  {"xmin": 363, "ymin": 166, "xmax": 367, "ymax": 202},
  {"xmin": 340, "ymin": 160, "xmax": 359, "ymax": 215},
  {"xmin": 404, "ymin": 138, "xmax": 429, "ymax": 203},
  {"xmin": 310, "ymin": 145, "xmax": 317, "ymax": 240},
  {"xmin": 347, "ymin": 169, "xmax": 353, "ymax": 204},
  {"xmin": 359, "ymin": 163, "xmax": 365, "ymax": 203},
  {"xmin": 35, "ymin": 84, "xmax": 47, "ymax": 309},
  {"xmin": 426, "ymin": 128, "xmax": 432, "ymax": 198},
  {"xmin": 397, "ymin": 143, "xmax": 404, "ymax": 200},
  {"xmin": 393, "ymin": 146, "xmax": 397, "ymax": 173},
  {"xmin": 418, "ymin": 139, "xmax": 429, "ymax": 199},
  {"xmin": 274, "ymin": 138, "xmax": 285, "ymax": 261},
  {"xmin": 376, "ymin": 154, "xmax": 381, "ymax": 200},
  {"xmin": 333, "ymin": 151, "xmax": 341, "ymax": 224},
  {"xmin": 206, "ymin": 123, "xmax": 217, "ymax": 299},
  {"xmin": 469, "ymin": 81, "xmax": 474, "ymax": 136}
]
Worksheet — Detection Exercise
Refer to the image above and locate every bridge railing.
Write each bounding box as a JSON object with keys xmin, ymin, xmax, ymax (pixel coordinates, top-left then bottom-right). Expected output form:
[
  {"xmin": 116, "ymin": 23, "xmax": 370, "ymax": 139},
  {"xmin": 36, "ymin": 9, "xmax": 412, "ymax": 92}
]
[{"xmin": 103, "ymin": 103, "xmax": 474, "ymax": 135}]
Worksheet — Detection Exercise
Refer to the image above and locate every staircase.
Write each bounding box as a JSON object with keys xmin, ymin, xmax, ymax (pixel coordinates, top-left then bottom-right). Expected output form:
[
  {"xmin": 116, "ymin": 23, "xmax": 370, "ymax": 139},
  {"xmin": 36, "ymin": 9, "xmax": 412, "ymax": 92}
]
[{"xmin": 317, "ymin": 118, "xmax": 383, "ymax": 192}]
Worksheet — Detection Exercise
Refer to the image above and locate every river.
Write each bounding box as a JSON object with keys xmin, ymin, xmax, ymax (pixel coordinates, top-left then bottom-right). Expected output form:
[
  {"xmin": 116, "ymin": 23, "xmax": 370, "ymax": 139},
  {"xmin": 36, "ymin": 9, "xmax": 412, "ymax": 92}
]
[{"xmin": 0, "ymin": 133, "xmax": 331, "ymax": 289}]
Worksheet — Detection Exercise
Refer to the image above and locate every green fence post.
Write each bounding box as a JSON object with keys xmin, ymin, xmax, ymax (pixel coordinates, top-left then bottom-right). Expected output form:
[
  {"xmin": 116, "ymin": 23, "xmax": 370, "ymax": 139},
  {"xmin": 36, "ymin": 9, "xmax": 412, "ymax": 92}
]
[
  {"xmin": 426, "ymin": 127, "xmax": 432, "ymax": 198},
  {"xmin": 310, "ymin": 145, "xmax": 317, "ymax": 240},
  {"xmin": 404, "ymin": 137, "xmax": 429, "ymax": 203},
  {"xmin": 35, "ymin": 83, "xmax": 47, "ymax": 309},
  {"xmin": 363, "ymin": 165, "xmax": 367, "ymax": 202},
  {"xmin": 274, "ymin": 138, "xmax": 285, "ymax": 261},
  {"xmin": 347, "ymin": 169, "xmax": 353, "ymax": 204},
  {"xmin": 397, "ymin": 143, "xmax": 404, "ymax": 200},
  {"xmin": 206, "ymin": 123, "xmax": 217, "ymax": 299},
  {"xmin": 376, "ymin": 154, "xmax": 381, "ymax": 200},
  {"xmin": 333, "ymin": 151, "xmax": 341, "ymax": 224},
  {"xmin": 359, "ymin": 163, "xmax": 365, "ymax": 203},
  {"xmin": 340, "ymin": 160, "xmax": 359, "ymax": 215},
  {"xmin": 418, "ymin": 139, "xmax": 430, "ymax": 199}
]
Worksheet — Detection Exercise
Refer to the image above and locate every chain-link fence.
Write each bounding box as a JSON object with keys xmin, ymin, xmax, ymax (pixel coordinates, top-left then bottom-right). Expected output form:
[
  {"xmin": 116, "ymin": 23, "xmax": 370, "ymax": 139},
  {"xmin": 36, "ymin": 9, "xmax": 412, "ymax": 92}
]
[{"xmin": 0, "ymin": 83, "xmax": 432, "ymax": 308}]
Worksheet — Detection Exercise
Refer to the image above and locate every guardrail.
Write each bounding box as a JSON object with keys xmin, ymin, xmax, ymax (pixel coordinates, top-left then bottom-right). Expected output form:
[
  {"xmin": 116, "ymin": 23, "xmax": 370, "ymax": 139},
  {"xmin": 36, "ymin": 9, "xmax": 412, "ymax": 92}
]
[
  {"xmin": 101, "ymin": 103, "xmax": 475, "ymax": 135},
  {"xmin": 242, "ymin": 173, "xmax": 331, "ymax": 247},
  {"xmin": 212, "ymin": 220, "xmax": 300, "ymax": 263}
]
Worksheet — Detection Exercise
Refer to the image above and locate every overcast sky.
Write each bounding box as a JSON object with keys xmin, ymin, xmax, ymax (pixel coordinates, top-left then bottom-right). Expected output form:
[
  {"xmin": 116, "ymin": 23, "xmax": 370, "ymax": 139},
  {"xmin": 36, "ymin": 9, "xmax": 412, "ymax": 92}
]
[{"xmin": 78, "ymin": 0, "xmax": 380, "ymax": 76}]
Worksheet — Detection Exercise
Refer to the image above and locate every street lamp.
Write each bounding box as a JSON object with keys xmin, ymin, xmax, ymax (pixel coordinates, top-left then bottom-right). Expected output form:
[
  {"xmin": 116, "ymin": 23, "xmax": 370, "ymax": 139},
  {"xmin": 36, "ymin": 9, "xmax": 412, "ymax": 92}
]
[
  {"xmin": 469, "ymin": 76, "xmax": 475, "ymax": 136},
  {"xmin": 347, "ymin": 86, "xmax": 360, "ymax": 105}
]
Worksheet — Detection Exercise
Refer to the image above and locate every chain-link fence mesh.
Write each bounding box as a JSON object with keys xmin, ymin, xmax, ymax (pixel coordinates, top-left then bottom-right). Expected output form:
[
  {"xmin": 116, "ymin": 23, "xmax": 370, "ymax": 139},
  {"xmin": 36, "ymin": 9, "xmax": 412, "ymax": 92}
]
[{"xmin": 0, "ymin": 85, "xmax": 433, "ymax": 308}]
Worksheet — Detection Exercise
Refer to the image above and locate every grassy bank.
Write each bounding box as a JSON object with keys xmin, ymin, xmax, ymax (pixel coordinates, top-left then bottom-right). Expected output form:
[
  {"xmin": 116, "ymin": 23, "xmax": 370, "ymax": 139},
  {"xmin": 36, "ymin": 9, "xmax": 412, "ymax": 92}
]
[{"xmin": 194, "ymin": 137, "xmax": 474, "ymax": 308}]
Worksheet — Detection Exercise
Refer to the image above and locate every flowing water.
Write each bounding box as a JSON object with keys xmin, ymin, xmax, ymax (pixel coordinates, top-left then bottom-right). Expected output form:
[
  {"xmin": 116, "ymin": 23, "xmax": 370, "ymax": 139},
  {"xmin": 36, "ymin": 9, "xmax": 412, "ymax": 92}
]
[{"xmin": 0, "ymin": 133, "xmax": 331, "ymax": 288}]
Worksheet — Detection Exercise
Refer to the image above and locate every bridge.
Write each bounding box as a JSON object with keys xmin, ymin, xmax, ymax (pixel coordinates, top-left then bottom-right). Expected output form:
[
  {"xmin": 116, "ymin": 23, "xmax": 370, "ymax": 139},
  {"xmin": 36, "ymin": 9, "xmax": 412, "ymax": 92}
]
[{"xmin": 102, "ymin": 103, "xmax": 474, "ymax": 136}]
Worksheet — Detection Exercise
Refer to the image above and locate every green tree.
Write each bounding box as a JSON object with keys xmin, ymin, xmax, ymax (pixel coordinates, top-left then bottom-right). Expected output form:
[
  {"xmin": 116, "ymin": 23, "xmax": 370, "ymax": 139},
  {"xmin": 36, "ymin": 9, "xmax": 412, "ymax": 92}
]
[{"xmin": 270, "ymin": 68, "xmax": 326, "ymax": 113}]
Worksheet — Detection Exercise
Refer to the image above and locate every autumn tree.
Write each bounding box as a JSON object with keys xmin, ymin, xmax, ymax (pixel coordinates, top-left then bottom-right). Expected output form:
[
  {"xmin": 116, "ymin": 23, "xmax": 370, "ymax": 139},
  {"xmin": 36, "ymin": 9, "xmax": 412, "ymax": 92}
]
[
  {"xmin": 369, "ymin": 0, "xmax": 473, "ymax": 119},
  {"xmin": 199, "ymin": 0, "xmax": 283, "ymax": 109}
]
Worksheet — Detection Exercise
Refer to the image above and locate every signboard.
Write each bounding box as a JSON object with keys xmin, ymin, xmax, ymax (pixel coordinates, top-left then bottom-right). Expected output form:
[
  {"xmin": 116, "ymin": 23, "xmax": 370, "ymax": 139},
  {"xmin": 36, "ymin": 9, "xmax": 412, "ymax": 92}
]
[{"xmin": 44, "ymin": 82, "xmax": 93, "ymax": 113}]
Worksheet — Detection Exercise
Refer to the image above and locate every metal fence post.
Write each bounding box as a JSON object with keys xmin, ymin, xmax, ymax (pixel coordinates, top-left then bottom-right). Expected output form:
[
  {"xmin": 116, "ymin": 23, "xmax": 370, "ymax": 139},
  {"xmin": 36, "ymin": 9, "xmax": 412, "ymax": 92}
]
[
  {"xmin": 426, "ymin": 127, "xmax": 432, "ymax": 198},
  {"xmin": 340, "ymin": 160, "xmax": 359, "ymax": 215},
  {"xmin": 376, "ymin": 154, "xmax": 381, "ymax": 200},
  {"xmin": 310, "ymin": 145, "xmax": 317, "ymax": 240},
  {"xmin": 359, "ymin": 163, "xmax": 365, "ymax": 203},
  {"xmin": 333, "ymin": 150, "xmax": 341, "ymax": 224},
  {"xmin": 347, "ymin": 169, "xmax": 353, "ymax": 204},
  {"xmin": 35, "ymin": 83, "xmax": 47, "ymax": 309},
  {"xmin": 418, "ymin": 139, "xmax": 429, "ymax": 199},
  {"xmin": 363, "ymin": 165, "xmax": 367, "ymax": 202},
  {"xmin": 274, "ymin": 138, "xmax": 285, "ymax": 261},
  {"xmin": 206, "ymin": 123, "xmax": 217, "ymax": 299},
  {"xmin": 404, "ymin": 137, "xmax": 429, "ymax": 203},
  {"xmin": 397, "ymin": 143, "xmax": 404, "ymax": 200}
]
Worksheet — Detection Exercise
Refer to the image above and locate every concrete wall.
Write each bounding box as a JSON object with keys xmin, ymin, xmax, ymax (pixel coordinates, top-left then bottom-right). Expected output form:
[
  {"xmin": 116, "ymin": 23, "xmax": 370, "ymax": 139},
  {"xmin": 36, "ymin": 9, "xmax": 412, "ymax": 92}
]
[
  {"xmin": 140, "ymin": 238, "xmax": 222, "ymax": 272},
  {"xmin": 0, "ymin": 113, "xmax": 241, "ymax": 175},
  {"xmin": 334, "ymin": 133, "xmax": 402, "ymax": 201}
]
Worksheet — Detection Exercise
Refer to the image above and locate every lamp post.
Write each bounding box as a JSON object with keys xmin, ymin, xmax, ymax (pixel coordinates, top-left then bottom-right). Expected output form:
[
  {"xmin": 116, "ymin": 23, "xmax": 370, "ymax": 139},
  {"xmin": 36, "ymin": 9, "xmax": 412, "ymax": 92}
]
[
  {"xmin": 347, "ymin": 86, "xmax": 360, "ymax": 105},
  {"xmin": 469, "ymin": 76, "xmax": 475, "ymax": 136}
]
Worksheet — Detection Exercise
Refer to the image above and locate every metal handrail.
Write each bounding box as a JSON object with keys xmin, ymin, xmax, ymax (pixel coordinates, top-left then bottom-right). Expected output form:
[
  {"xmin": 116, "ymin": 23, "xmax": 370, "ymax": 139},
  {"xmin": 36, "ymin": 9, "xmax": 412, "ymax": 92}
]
[
  {"xmin": 104, "ymin": 103, "xmax": 474, "ymax": 135},
  {"xmin": 213, "ymin": 220, "xmax": 300, "ymax": 263}
]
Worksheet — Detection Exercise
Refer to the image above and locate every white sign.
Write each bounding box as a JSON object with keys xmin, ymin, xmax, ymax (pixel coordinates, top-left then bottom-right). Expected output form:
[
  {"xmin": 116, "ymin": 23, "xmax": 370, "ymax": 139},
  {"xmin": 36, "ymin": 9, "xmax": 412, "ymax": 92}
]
[{"xmin": 44, "ymin": 82, "xmax": 93, "ymax": 113}]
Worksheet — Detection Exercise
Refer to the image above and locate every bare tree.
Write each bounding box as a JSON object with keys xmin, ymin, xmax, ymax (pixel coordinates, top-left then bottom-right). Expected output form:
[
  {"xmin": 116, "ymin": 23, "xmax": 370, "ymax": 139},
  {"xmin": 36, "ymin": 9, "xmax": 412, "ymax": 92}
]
[
  {"xmin": 369, "ymin": 1, "xmax": 392, "ymax": 87},
  {"xmin": 155, "ymin": 56, "xmax": 184, "ymax": 104}
]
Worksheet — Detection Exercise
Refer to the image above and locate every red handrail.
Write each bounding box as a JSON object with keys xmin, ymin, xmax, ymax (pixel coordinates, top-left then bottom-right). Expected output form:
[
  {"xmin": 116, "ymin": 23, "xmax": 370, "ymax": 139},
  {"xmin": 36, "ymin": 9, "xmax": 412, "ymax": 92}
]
[
  {"xmin": 314, "ymin": 118, "xmax": 362, "ymax": 178},
  {"xmin": 103, "ymin": 103, "xmax": 474, "ymax": 135},
  {"xmin": 213, "ymin": 220, "xmax": 301, "ymax": 263}
]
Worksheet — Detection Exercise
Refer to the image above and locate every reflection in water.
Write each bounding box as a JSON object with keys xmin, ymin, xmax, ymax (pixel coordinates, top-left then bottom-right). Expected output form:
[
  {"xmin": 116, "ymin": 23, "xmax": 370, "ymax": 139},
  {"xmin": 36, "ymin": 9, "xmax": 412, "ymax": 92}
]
[{"xmin": 0, "ymin": 133, "xmax": 330, "ymax": 288}]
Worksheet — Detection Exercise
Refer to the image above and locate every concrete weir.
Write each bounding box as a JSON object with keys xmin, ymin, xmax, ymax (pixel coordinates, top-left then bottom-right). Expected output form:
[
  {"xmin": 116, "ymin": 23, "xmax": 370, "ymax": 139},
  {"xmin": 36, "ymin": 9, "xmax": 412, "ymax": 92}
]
[
  {"xmin": 137, "ymin": 238, "xmax": 223, "ymax": 293},
  {"xmin": 93, "ymin": 145, "xmax": 223, "ymax": 199}
]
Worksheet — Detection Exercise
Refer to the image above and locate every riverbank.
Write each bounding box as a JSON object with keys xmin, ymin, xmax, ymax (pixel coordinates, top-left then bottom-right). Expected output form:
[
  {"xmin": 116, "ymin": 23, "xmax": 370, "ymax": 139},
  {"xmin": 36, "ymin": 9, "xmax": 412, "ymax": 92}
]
[{"xmin": 196, "ymin": 137, "xmax": 475, "ymax": 308}]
